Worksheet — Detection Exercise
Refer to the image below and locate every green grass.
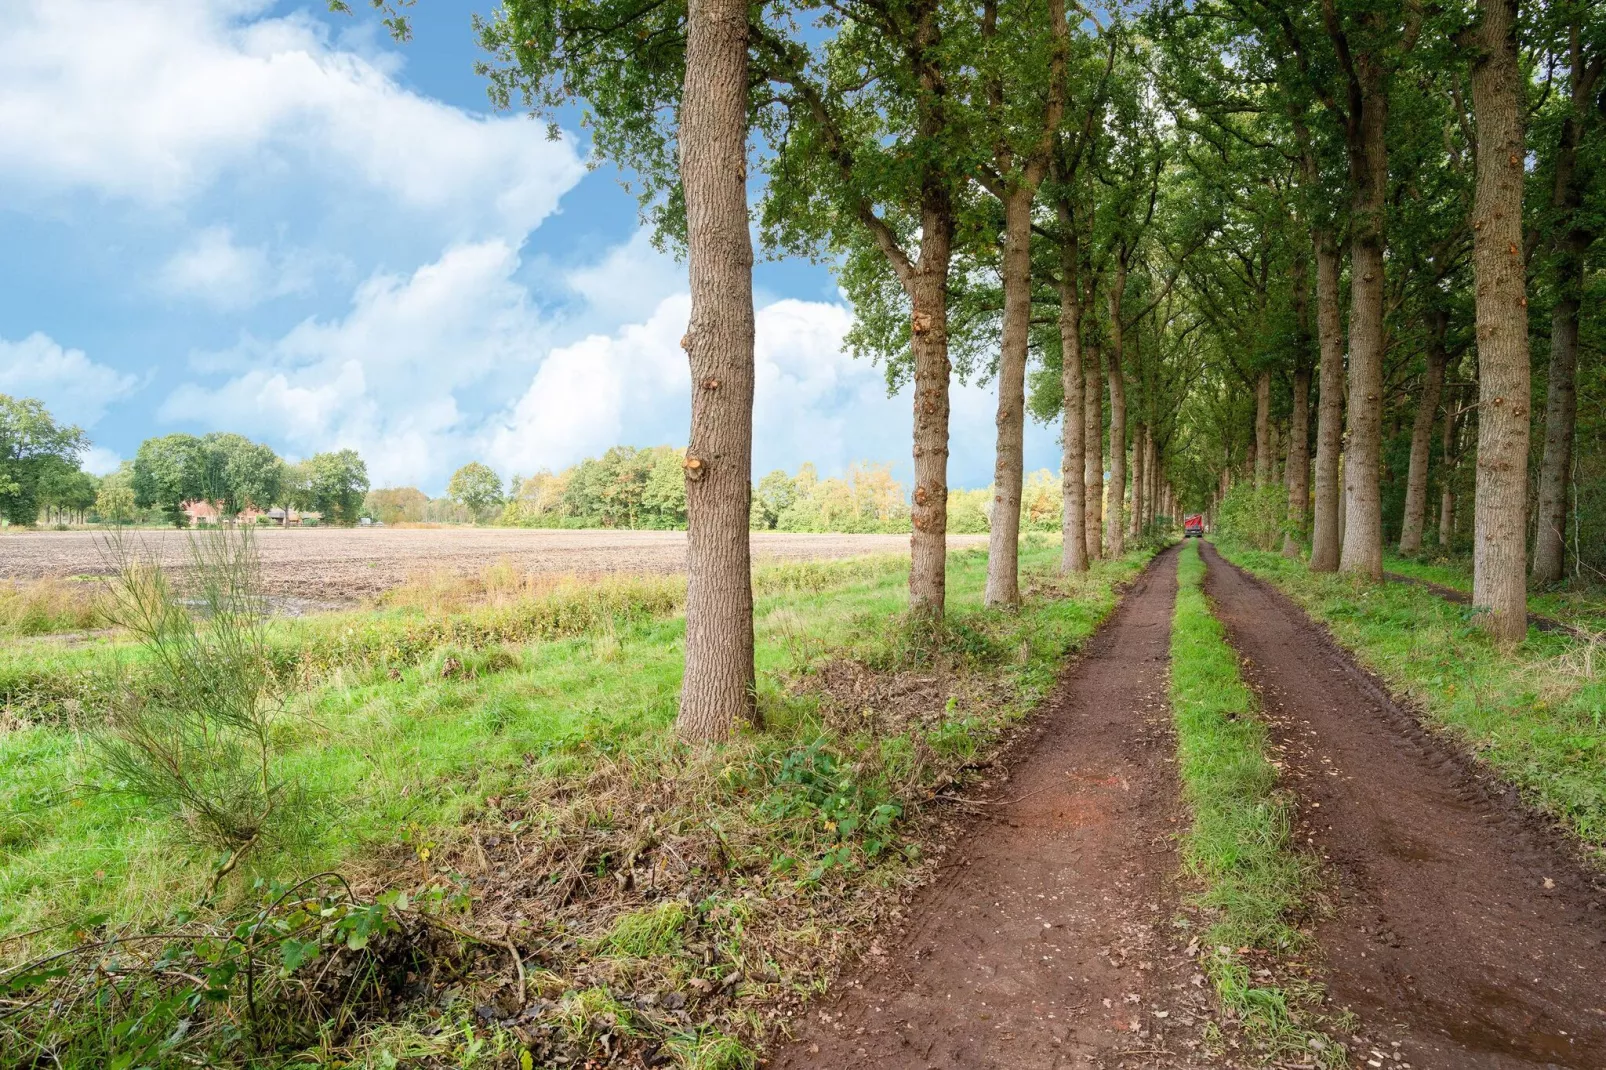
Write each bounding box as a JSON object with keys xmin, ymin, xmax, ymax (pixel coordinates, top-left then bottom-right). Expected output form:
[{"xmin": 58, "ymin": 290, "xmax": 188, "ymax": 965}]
[
  {"xmin": 1169, "ymin": 542, "xmax": 1341, "ymax": 1064},
  {"xmin": 1383, "ymin": 551, "xmax": 1606, "ymax": 633},
  {"xmin": 1221, "ymin": 543, "xmax": 1606, "ymax": 863},
  {"xmin": 0, "ymin": 539, "xmax": 1154, "ymax": 1067}
]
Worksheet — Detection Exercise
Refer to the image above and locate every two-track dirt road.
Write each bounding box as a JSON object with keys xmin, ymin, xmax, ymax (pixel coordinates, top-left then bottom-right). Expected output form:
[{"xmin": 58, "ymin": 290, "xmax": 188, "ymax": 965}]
[
  {"xmin": 772, "ymin": 544, "xmax": 1606, "ymax": 1070},
  {"xmin": 774, "ymin": 546, "xmax": 1222, "ymax": 1070},
  {"xmin": 1201, "ymin": 542, "xmax": 1606, "ymax": 1070}
]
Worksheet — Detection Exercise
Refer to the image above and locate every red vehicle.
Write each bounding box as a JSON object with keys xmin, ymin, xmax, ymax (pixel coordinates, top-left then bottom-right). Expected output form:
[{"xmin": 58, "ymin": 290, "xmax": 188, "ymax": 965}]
[{"xmin": 1183, "ymin": 514, "xmax": 1205, "ymax": 538}]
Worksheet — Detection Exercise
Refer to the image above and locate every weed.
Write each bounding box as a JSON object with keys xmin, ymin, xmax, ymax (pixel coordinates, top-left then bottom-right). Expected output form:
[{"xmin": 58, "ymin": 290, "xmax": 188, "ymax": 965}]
[
  {"xmin": 671, "ymin": 1028, "xmax": 757, "ymax": 1070},
  {"xmin": 601, "ymin": 900, "xmax": 688, "ymax": 957},
  {"xmin": 95, "ymin": 527, "xmax": 297, "ymax": 878}
]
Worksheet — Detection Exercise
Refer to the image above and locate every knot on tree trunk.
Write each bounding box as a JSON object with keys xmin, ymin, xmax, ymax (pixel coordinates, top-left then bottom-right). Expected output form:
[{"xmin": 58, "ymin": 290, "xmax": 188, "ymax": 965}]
[
  {"xmin": 701, "ymin": 377, "xmax": 721, "ymax": 390},
  {"xmin": 684, "ymin": 455, "xmax": 708, "ymax": 482},
  {"xmin": 680, "ymin": 331, "xmax": 692, "ymax": 352},
  {"xmin": 914, "ymin": 485, "xmax": 929, "ymax": 506},
  {"xmin": 911, "ymin": 311, "xmax": 933, "ymax": 335}
]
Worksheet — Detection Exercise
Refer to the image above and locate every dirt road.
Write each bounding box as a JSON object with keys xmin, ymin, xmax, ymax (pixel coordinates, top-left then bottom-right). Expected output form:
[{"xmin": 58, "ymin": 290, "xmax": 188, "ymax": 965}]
[
  {"xmin": 773, "ymin": 547, "xmax": 1224, "ymax": 1070},
  {"xmin": 1201, "ymin": 542, "xmax": 1606, "ymax": 1069},
  {"xmin": 0, "ymin": 528, "xmax": 986, "ymax": 599}
]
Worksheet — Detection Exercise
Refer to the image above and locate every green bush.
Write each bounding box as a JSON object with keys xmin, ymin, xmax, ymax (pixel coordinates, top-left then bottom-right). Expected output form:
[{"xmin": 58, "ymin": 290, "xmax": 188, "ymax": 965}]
[{"xmin": 1216, "ymin": 484, "xmax": 1288, "ymax": 551}]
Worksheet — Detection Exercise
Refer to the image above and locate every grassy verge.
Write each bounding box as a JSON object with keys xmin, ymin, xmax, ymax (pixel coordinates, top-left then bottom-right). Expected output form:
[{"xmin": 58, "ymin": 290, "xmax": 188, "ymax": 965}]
[
  {"xmin": 1169, "ymin": 541, "xmax": 1342, "ymax": 1065},
  {"xmin": 1219, "ymin": 543, "xmax": 1606, "ymax": 863},
  {"xmin": 0, "ymin": 577, "xmax": 108, "ymax": 639},
  {"xmin": 1, "ymin": 539, "xmax": 1154, "ymax": 1068},
  {"xmin": 1383, "ymin": 552, "xmax": 1606, "ymax": 633},
  {"xmin": 0, "ymin": 557, "xmax": 902, "ymax": 725}
]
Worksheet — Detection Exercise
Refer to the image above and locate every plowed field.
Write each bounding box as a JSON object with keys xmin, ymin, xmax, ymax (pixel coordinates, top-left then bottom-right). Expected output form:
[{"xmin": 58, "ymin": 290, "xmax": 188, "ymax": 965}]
[{"xmin": 0, "ymin": 528, "xmax": 981, "ymax": 600}]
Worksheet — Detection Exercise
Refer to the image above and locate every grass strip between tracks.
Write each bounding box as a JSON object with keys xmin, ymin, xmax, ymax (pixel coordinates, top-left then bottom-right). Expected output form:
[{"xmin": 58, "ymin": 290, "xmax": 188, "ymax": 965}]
[
  {"xmin": 1169, "ymin": 541, "xmax": 1344, "ymax": 1065},
  {"xmin": 1217, "ymin": 543, "xmax": 1606, "ymax": 864}
]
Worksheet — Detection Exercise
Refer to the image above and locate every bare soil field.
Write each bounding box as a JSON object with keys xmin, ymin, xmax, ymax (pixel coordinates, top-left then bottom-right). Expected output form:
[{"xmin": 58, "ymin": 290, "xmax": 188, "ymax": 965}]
[{"xmin": 0, "ymin": 527, "xmax": 983, "ymax": 600}]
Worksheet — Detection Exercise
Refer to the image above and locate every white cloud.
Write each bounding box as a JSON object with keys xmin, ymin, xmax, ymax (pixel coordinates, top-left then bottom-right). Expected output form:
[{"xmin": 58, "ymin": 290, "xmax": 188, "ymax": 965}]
[
  {"xmin": 0, "ymin": 332, "xmax": 140, "ymax": 427},
  {"xmin": 564, "ymin": 228, "xmax": 686, "ymax": 325},
  {"xmin": 160, "ymin": 240, "xmax": 552, "ymax": 487},
  {"xmin": 0, "ymin": 0, "xmax": 584, "ymax": 236},
  {"xmin": 81, "ymin": 446, "xmax": 124, "ymax": 476},
  {"xmin": 486, "ymin": 297, "xmax": 689, "ymax": 475},
  {"xmin": 156, "ymin": 229, "xmax": 1046, "ymax": 494},
  {"xmin": 157, "ymin": 225, "xmax": 315, "ymax": 309}
]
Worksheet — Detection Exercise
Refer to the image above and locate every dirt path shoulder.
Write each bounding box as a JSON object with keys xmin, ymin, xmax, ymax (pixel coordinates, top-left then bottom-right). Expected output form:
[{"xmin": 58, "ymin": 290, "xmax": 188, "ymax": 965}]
[
  {"xmin": 1201, "ymin": 542, "xmax": 1606, "ymax": 1070},
  {"xmin": 771, "ymin": 546, "xmax": 1225, "ymax": 1070}
]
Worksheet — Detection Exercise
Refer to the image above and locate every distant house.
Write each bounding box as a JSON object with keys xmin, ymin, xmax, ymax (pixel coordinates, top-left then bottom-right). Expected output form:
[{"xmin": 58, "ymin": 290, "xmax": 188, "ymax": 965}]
[
  {"xmin": 262, "ymin": 507, "xmax": 322, "ymax": 526},
  {"xmin": 182, "ymin": 501, "xmax": 267, "ymax": 526}
]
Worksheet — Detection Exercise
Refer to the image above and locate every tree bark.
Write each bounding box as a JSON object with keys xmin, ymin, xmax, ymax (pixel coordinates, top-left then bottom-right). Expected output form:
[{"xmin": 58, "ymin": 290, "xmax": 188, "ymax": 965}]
[
  {"xmin": 1254, "ymin": 369, "xmax": 1272, "ymax": 488},
  {"xmin": 985, "ymin": 188, "xmax": 1034, "ymax": 606},
  {"xmin": 1284, "ymin": 365, "xmax": 1311, "ymax": 557},
  {"xmin": 1084, "ymin": 337, "xmax": 1104, "ymax": 559},
  {"xmin": 1439, "ymin": 398, "xmax": 1456, "ymax": 547},
  {"xmin": 1338, "ymin": 62, "xmax": 1390, "ymax": 581},
  {"xmin": 1532, "ymin": 41, "xmax": 1598, "ymax": 582},
  {"xmin": 1468, "ymin": 0, "xmax": 1532, "ymax": 640},
  {"xmin": 1398, "ymin": 308, "xmax": 1448, "ymax": 554},
  {"xmin": 1130, "ymin": 421, "xmax": 1146, "ymax": 539},
  {"xmin": 1105, "ymin": 267, "xmax": 1127, "ymax": 558},
  {"xmin": 1310, "ymin": 232, "xmax": 1346, "ymax": 570},
  {"xmin": 1058, "ymin": 213, "xmax": 1088, "ymax": 573},
  {"xmin": 676, "ymin": 0, "xmax": 757, "ymax": 741},
  {"xmin": 1534, "ymin": 285, "xmax": 1579, "ymax": 581},
  {"xmin": 907, "ymin": 237, "xmax": 953, "ymax": 615}
]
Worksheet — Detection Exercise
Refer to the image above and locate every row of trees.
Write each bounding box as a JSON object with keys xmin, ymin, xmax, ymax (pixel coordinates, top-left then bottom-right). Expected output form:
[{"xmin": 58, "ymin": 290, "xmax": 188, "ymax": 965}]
[
  {"xmin": 128, "ymin": 434, "xmax": 371, "ymax": 527},
  {"xmin": 0, "ymin": 394, "xmax": 96, "ymax": 526},
  {"xmin": 407, "ymin": 451, "xmax": 1095, "ymax": 535},
  {"xmin": 2, "ymin": 398, "xmax": 375, "ymax": 531},
  {"xmin": 473, "ymin": 0, "xmax": 1593, "ymax": 739}
]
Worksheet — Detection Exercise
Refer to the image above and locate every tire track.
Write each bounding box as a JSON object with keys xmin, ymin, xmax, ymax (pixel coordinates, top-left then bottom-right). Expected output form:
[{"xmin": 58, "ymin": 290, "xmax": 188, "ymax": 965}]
[
  {"xmin": 1201, "ymin": 541, "xmax": 1606, "ymax": 1069},
  {"xmin": 772, "ymin": 546, "xmax": 1228, "ymax": 1070}
]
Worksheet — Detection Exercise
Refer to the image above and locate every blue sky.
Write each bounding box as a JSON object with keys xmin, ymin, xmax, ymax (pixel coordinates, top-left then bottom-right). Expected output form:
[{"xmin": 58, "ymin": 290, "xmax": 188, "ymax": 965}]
[{"xmin": 0, "ymin": 0, "xmax": 1058, "ymax": 495}]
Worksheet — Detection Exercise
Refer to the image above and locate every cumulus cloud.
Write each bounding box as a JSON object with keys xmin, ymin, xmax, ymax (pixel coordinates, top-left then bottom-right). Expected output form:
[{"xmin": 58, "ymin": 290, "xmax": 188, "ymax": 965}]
[
  {"xmin": 0, "ymin": 0, "xmax": 584, "ymax": 235},
  {"xmin": 160, "ymin": 240, "xmax": 552, "ymax": 487},
  {"xmin": 157, "ymin": 225, "xmax": 316, "ymax": 309},
  {"xmin": 80, "ymin": 446, "xmax": 125, "ymax": 476},
  {"xmin": 157, "ymin": 229, "xmax": 1046, "ymax": 493},
  {"xmin": 0, "ymin": 332, "xmax": 140, "ymax": 427}
]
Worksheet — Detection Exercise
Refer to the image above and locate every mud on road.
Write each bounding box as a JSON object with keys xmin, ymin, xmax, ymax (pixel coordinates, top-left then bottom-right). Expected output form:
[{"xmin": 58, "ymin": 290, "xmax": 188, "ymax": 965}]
[
  {"xmin": 773, "ymin": 546, "xmax": 1229, "ymax": 1070},
  {"xmin": 1201, "ymin": 542, "xmax": 1606, "ymax": 1070},
  {"xmin": 0, "ymin": 528, "xmax": 986, "ymax": 600}
]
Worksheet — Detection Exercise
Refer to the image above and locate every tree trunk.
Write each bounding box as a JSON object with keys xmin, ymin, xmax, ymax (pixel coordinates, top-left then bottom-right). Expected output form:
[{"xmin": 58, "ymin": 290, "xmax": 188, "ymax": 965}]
[
  {"xmin": 1532, "ymin": 46, "xmax": 1596, "ymax": 582},
  {"xmin": 1254, "ymin": 369, "xmax": 1271, "ymax": 487},
  {"xmin": 1058, "ymin": 216, "xmax": 1088, "ymax": 573},
  {"xmin": 1130, "ymin": 421, "xmax": 1146, "ymax": 539},
  {"xmin": 1284, "ymin": 366, "xmax": 1311, "ymax": 557},
  {"xmin": 906, "ymin": 238, "xmax": 953, "ymax": 615},
  {"xmin": 1533, "ymin": 287, "xmax": 1579, "ymax": 581},
  {"xmin": 985, "ymin": 188, "xmax": 1034, "ymax": 606},
  {"xmin": 1084, "ymin": 337, "xmax": 1104, "ymax": 559},
  {"xmin": 1338, "ymin": 66, "xmax": 1390, "ymax": 581},
  {"xmin": 1398, "ymin": 308, "xmax": 1448, "ymax": 554},
  {"xmin": 1439, "ymin": 398, "xmax": 1456, "ymax": 548},
  {"xmin": 676, "ymin": 0, "xmax": 757, "ymax": 741},
  {"xmin": 1310, "ymin": 233, "xmax": 1346, "ymax": 571},
  {"xmin": 1105, "ymin": 275, "xmax": 1127, "ymax": 559},
  {"xmin": 1468, "ymin": 0, "xmax": 1532, "ymax": 641}
]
